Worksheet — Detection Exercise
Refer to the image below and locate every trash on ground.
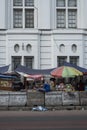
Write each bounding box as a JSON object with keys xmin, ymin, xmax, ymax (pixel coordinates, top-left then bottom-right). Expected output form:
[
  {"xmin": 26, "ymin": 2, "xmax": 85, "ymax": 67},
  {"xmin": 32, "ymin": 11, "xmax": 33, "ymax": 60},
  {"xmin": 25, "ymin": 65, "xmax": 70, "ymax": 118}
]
[{"xmin": 32, "ymin": 106, "xmax": 48, "ymax": 111}]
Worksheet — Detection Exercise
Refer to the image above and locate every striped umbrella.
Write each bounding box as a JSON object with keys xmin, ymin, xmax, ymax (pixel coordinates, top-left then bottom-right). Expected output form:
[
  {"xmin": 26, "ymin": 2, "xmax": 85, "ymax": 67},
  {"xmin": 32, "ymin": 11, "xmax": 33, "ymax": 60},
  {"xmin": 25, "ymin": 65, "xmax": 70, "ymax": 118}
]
[{"xmin": 51, "ymin": 66, "xmax": 83, "ymax": 78}]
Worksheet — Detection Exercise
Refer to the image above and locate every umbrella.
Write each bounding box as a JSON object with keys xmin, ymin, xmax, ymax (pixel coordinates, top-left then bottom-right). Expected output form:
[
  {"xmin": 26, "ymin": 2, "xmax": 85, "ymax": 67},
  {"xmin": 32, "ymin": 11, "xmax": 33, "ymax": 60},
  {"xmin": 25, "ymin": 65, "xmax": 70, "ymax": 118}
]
[
  {"xmin": 15, "ymin": 65, "xmax": 55, "ymax": 75},
  {"xmin": 51, "ymin": 66, "xmax": 83, "ymax": 78},
  {"xmin": 64, "ymin": 61, "xmax": 87, "ymax": 74}
]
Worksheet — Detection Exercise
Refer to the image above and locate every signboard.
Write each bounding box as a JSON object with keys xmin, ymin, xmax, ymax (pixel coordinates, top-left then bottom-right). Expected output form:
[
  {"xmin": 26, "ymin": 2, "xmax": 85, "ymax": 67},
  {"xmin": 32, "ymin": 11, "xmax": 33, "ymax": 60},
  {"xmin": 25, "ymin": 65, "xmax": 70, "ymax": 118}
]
[{"xmin": 0, "ymin": 79, "xmax": 12, "ymax": 91}]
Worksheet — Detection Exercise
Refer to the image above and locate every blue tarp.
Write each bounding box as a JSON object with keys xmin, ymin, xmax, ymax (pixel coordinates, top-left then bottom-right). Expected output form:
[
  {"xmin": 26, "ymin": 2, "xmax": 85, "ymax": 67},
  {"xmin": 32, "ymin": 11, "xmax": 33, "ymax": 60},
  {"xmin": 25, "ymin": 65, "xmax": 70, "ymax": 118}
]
[
  {"xmin": 0, "ymin": 65, "xmax": 18, "ymax": 79},
  {"xmin": 64, "ymin": 62, "xmax": 87, "ymax": 74},
  {"xmin": 0, "ymin": 65, "xmax": 9, "ymax": 73},
  {"xmin": 15, "ymin": 65, "xmax": 55, "ymax": 75},
  {"xmin": 0, "ymin": 74, "xmax": 17, "ymax": 79}
]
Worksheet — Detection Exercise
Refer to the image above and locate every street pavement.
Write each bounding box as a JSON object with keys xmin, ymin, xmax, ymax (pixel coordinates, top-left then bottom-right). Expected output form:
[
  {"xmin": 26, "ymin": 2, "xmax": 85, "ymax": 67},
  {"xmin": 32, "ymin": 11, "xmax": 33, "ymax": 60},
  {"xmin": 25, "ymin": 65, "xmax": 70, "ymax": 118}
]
[{"xmin": 0, "ymin": 110, "xmax": 87, "ymax": 130}]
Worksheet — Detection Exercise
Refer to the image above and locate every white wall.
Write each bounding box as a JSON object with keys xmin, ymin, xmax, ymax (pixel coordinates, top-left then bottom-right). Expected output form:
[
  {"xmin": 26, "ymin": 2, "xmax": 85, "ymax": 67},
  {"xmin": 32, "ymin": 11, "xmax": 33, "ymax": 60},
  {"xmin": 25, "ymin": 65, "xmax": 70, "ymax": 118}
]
[
  {"xmin": 40, "ymin": 31, "xmax": 52, "ymax": 69},
  {"xmin": 51, "ymin": 29, "xmax": 84, "ymax": 67},
  {"xmin": 0, "ymin": 0, "xmax": 7, "ymax": 29},
  {"xmin": 78, "ymin": 0, "xmax": 87, "ymax": 29},
  {"xmin": 38, "ymin": 0, "xmax": 51, "ymax": 29},
  {"xmin": 0, "ymin": 0, "xmax": 87, "ymax": 70},
  {"xmin": 6, "ymin": 30, "xmax": 40, "ymax": 69},
  {"xmin": 0, "ymin": 31, "xmax": 6, "ymax": 66}
]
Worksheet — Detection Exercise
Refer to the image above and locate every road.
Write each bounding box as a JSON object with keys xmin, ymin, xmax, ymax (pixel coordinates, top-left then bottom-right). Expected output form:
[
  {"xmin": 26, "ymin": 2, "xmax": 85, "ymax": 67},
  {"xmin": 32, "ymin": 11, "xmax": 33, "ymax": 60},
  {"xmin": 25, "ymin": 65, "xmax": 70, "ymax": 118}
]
[{"xmin": 0, "ymin": 110, "xmax": 87, "ymax": 130}]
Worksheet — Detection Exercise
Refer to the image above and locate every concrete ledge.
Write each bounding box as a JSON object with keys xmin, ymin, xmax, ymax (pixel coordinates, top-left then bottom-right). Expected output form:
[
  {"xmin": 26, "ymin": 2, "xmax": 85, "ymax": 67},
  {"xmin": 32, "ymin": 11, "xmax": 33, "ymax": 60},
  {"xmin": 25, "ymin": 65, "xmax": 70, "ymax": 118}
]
[
  {"xmin": 0, "ymin": 91, "xmax": 87, "ymax": 109},
  {"xmin": 27, "ymin": 90, "xmax": 45, "ymax": 106},
  {"xmin": 0, "ymin": 91, "xmax": 27, "ymax": 107},
  {"xmin": 62, "ymin": 91, "xmax": 80, "ymax": 106},
  {"xmin": 8, "ymin": 92, "xmax": 27, "ymax": 106},
  {"xmin": 45, "ymin": 91, "xmax": 62, "ymax": 106},
  {"xmin": 79, "ymin": 91, "xmax": 87, "ymax": 105},
  {"xmin": 0, "ymin": 91, "xmax": 9, "ymax": 106}
]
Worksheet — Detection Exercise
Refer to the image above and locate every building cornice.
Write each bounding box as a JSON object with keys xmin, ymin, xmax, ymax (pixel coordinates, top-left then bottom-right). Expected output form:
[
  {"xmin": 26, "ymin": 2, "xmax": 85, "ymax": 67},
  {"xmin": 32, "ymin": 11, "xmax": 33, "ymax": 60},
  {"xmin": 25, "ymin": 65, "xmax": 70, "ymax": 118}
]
[{"xmin": 1, "ymin": 29, "xmax": 87, "ymax": 35}]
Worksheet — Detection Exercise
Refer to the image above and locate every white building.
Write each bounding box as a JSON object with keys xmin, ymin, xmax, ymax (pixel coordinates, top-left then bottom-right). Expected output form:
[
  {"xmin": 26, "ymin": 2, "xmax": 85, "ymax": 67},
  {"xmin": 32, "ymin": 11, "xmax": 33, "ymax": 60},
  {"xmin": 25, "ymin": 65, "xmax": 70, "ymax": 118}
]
[{"xmin": 0, "ymin": 0, "xmax": 87, "ymax": 71}]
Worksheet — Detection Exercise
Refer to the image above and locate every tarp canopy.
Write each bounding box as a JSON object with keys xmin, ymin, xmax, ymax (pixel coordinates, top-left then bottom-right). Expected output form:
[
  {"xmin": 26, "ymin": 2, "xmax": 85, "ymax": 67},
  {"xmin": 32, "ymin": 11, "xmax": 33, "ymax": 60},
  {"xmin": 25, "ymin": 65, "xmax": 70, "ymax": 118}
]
[
  {"xmin": 15, "ymin": 65, "xmax": 55, "ymax": 75},
  {"xmin": 24, "ymin": 74, "xmax": 43, "ymax": 80},
  {"xmin": 17, "ymin": 71, "xmax": 43, "ymax": 80},
  {"xmin": 0, "ymin": 74, "xmax": 17, "ymax": 79},
  {"xmin": 64, "ymin": 62, "xmax": 87, "ymax": 74},
  {"xmin": 0, "ymin": 65, "xmax": 9, "ymax": 74}
]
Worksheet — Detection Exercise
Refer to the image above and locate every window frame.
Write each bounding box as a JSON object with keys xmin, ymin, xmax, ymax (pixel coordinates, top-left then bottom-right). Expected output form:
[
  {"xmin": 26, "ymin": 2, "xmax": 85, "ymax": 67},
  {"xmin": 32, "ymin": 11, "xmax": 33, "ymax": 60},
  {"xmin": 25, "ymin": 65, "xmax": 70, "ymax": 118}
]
[
  {"xmin": 24, "ymin": 56, "xmax": 34, "ymax": 68},
  {"xmin": 57, "ymin": 56, "xmax": 67, "ymax": 67},
  {"xmin": 56, "ymin": 0, "xmax": 77, "ymax": 28},
  {"xmin": 13, "ymin": 0, "xmax": 34, "ymax": 28},
  {"xmin": 12, "ymin": 56, "xmax": 22, "ymax": 70},
  {"xmin": 69, "ymin": 56, "xmax": 79, "ymax": 65}
]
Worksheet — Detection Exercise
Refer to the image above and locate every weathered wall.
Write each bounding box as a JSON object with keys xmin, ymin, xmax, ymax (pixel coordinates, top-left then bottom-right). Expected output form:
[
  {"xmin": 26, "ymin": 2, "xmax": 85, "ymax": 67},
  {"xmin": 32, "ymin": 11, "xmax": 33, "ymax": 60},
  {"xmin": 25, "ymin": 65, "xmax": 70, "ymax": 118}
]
[
  {"xmin": 0, "ymin": 91, "xmax": 27, "ymax": 107},
  {"xmin": 27, "ymin": 90, "xmax": 45, "ymax": 106},
  {"xmin": 0, "ymin": 91, "xmax": 87, "ymax": 109}
]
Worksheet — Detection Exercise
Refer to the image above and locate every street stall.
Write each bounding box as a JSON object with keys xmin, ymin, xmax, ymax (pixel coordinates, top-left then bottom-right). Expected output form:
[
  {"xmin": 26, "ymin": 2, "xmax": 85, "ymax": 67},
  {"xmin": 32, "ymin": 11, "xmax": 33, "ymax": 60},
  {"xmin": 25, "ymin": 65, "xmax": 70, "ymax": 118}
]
[
  {"xmin": 50, "ymin": 65, "xmax": 84, "ymax": 92},
  {"xmin": 0, "ymin": 65, "xmax": 19, "ymax": 91},
  {"xmin": 0, "ymin": 74, "xmax": 17, "ymax": 91},
  {"xmin": 15, "ymin": 65, "xmax": 55, "ymax": 90},
  {"xmin": 24, "ymin": 74, "xmax": 43, "ymax": 89},
  {"xmin": 0, "ymin": 65, "xmax": 9, "ymax": 74}
]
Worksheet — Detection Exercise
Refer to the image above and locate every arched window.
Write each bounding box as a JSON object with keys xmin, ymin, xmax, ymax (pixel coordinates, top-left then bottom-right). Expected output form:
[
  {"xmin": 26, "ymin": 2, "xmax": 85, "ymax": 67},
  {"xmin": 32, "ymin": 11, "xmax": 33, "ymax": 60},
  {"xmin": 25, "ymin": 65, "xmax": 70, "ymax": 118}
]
[
  {"xmin": 26, "ymin": 44, "xmax": 32, "ymax": 52},
  {"xmin": 72, "ymin": 44, "xmax": 77, "ymax": 53},
  {"xmin": 14, "ymin": 44, "xmax": 19, "ymax": 53},
  {"xmin": 59, "ymin": 44, "xmax": 65, "ymax": 52}
]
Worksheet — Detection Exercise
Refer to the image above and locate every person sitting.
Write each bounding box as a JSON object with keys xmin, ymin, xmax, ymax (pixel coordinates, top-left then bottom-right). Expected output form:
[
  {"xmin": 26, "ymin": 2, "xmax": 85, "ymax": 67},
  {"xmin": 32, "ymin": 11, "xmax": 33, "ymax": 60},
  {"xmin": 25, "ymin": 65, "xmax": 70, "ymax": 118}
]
[
  {"xmin": 38, "ymin": 81, "xmax": 51, "ymax": 92},
  {"xmin": 78, "ymin": 79, "xmax": 84, "ymax": 91},
  {"xmin": 43, "ymin": 81, "xmax": 51, "ymax": 92},
  {"xmin": 56, "ymin": 81, "xmax": 65, "ymax": 91},
  {"xmin": 50, "ymin": 80, "xmax": 56, "ymax": 91}
]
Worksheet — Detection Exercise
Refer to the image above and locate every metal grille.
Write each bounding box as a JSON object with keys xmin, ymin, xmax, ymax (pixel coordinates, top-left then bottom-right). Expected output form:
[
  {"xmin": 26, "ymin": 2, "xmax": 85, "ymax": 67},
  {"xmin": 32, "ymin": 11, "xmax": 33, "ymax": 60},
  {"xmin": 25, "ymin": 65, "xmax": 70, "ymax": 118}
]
[
  {"xmin": 24, "ymin": 56, "xmax": 33, "ymax": 68},
  {"xmin": 12, "ymin": 56, "xmax": 21, "ymax": 70},
  {"xmin": 70, "ymin": 56, "xmax": 79, "ymax": 65},
  {"xmin": 57, "ymin": 56, "xmax": 67, "ymax": 67}
]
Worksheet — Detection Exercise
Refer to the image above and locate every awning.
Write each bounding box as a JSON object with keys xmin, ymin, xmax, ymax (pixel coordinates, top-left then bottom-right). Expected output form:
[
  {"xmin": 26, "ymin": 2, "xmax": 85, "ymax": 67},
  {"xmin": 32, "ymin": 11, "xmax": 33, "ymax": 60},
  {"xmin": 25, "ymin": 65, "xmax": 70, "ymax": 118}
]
[
  {"xmin": 0, "ymin": 74, "xmax": 17, "ymax": 79},
  {"xmin": 0, "ymin": 65, "xmax": 9, "ymax": 74},
  {"xmin": 15, "ymin": 65, "xmax": 55, "ymax": 75},
  {"xmin": 24, "ymin": 74, "xmax": 43, "ymax": 80},
  {"xmin": 17, "ymin": 71, "xmax": 43, "ymax": 79}
]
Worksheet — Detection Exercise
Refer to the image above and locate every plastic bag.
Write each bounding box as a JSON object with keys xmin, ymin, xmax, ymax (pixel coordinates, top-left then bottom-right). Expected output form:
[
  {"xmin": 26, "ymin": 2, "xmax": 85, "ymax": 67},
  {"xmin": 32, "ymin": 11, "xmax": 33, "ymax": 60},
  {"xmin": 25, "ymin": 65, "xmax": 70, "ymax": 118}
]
[{"xmin": 32, "ymin": 106, "xmax": 48, "ymax": 111}]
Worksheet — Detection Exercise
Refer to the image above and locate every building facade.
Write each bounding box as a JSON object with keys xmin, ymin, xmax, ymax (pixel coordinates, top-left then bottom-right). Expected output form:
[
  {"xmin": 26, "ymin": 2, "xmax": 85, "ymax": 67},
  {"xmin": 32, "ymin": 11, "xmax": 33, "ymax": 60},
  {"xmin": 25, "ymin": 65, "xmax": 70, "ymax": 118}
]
[{"xmin": 0, "ymin": 0, "xmax": 87, "ymax": 71}]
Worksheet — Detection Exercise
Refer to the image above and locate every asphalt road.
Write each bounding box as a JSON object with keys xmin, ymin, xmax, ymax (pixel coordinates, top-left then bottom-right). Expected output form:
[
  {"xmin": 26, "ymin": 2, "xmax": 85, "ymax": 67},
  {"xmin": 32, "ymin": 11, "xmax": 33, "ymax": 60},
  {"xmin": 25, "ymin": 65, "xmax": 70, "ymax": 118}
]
[{"xmin": 0, "ymin": 110, "xmax": 87, "ymax": 130}]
